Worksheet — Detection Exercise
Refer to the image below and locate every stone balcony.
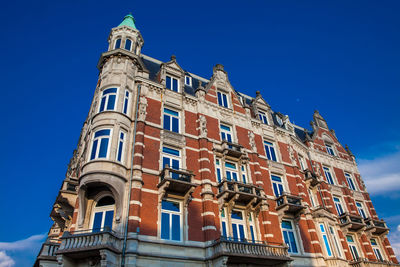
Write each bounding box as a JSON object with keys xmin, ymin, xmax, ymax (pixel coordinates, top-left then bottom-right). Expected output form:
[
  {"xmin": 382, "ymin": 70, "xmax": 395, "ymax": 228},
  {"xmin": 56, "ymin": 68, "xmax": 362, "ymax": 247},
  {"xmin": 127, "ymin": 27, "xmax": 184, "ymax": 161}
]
[
  {"xmin": 57, "ymin": 227, "xmax": 122, "ymax": 258},
  {"xmin": 35, "ymin": 240, "xmax": 60, "ymax": 264},
  {"xmin": 158, "ymin": 166, "xmax": 196, "ymax": 196},
  {"xmin": 276, "ymin": 193, "xmax": 306, "ymax": 215},
  {"xmin": 208, "ymin": 237, "xmax": 292, "ymax": 265},
  {"xmin": 350, "ymin": 258, "xmax": 400, "ymax": 267},
  {"xmin": 339, "ymin": 213, "xmax": 366, "ymax": 231},
  {"xmin": 304, "ymin": 169, "xmax": 320, "ymax": 187},
  {"xmin": 217, "ymin": 179, "xmax": 264, "ymax": 207},
  {"xmin": 365, "ymin": 218, "xmax": 390, "ymax": 235},
  {"xmin": 217, "ymin": 140, "xmax": 244, "ymax": 158}
]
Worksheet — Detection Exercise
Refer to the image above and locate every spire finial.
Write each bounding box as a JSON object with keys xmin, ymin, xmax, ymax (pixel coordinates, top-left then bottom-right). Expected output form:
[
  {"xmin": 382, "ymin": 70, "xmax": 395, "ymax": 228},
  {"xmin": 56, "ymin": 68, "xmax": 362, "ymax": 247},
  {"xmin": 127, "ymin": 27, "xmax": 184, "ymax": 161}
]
[{"xmin": 118, "ymin": 13, "xmax": 137, "ymax": 29}]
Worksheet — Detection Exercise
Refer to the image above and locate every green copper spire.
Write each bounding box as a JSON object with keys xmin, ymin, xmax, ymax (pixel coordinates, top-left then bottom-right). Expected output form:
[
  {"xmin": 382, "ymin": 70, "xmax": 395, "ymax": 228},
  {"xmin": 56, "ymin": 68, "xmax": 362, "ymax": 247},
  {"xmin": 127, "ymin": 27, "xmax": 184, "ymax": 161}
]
[{"xmin": 118, "ymin": 13, "xmax": 137, "ymax": 29}]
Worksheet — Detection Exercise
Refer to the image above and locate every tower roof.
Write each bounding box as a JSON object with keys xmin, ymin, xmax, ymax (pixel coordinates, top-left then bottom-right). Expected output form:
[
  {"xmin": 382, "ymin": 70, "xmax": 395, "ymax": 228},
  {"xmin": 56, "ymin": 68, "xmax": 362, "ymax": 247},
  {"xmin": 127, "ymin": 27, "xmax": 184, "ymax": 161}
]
[{"xmin": 118, "ymin": 14, "xmax": 137, "ymax": 29}]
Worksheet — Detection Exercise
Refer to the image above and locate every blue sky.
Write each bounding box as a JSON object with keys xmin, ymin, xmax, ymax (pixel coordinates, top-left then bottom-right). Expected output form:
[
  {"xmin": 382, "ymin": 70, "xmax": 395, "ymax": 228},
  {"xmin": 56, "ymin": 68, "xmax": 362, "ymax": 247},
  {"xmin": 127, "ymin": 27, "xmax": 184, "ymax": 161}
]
[{"xmin": 0, "ymin": 1, "xmax": 399, "ymax": 266}]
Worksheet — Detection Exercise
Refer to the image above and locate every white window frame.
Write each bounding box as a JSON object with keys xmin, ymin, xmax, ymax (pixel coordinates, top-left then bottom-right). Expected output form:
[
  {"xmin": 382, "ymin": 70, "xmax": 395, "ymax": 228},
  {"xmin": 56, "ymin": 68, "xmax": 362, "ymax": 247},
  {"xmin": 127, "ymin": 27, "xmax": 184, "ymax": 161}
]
[
  {"xmin": 323, "ymin": 166, "xmax": 335, "ymax": 185},
  {"xmin": 124, "ymin": 38, "xmax": 132, "ymax": 51},
  {"xmin": 184, "ymin": 75, "xmax": 192, "ymax": 86},
  {"xmin": 166, "ymin": 75, "xmax": 179, "ymax": 92},
  {"xmin": 325, "ymin": 143, "xmax": 336, "ymax": 156},
  {"xmin": 356, "ymin": 201, "xmax": 368, "ymax": 219},
  {"xmin": 123, "ymin": 90, "xmax": 130, "ymax": 115},
  {"xmin": 345, "ymin": 172, "xmax": 357, "ymax": 191},
  {"xmin": 161, "ymin": 146, "xmax": 181, "ymax": 170},
  {"xmin": 163, "ymin": 107, "xmax": 180, "ymax": 133},
  {"xmin": 90, "ymin": 197, "xmax": 115, "ymax": 231},
  {"xmin": 220, "ymin": 124, "xmax": 233, "ymax": 142},
  {"xmin": 370, "ymin": 238, "xmax": 384, "ymax": 262},
  {"xmin": 333, "ymin": 196, "xmax": 345, "ymax": 216},
  {"xmin": 114, "ymin": 38, "xmax": 122, "ymax": 49},
  {"xmin": 264, "ymin": 140, "xmax": 278, "ymax": 162},
  {"xmin": 160, "ymin": 199, "xmax": 183, "ymax": 241},
  {"xmin": 98, "ymin": 87, "xmax": 119, "ymax": 113},
  {"xmin": 329, "ymin": 226, "xmax": 343, "ymax": 258},
  {"xmin": 217, "ymin": 90, "xmax": 230, "ymax": 108},
  {"xmin": 347, "ymin": 235, "xmax": 360, "ymax": 261},
  {"xmin": 298, "ymin": 155, "xmax": 306, "ymax": 170},
  {"xmin": 258, "ymin": 110, "xmax": 268, "ymax": 124},
  {"xmin": 116, "ymin": 130, "xmax": 126, "ymax": 163},
  {"xmin": 319, "ymin": 223, "xmax": 333, "ymax": 257},
  {"xmin": 308, "ymin": 188, "xmax": 317, "ymax": 207},
  {"xmin": 271, "ymin": 175, "xmax": 285, "ymax": 197},
  {"xmin": 281, "ymin": 219, "xmax": 300, "ymax": 254},
  {"xmin": 89, "ymin": 128, "xmax": 112, "ymax": 160}
]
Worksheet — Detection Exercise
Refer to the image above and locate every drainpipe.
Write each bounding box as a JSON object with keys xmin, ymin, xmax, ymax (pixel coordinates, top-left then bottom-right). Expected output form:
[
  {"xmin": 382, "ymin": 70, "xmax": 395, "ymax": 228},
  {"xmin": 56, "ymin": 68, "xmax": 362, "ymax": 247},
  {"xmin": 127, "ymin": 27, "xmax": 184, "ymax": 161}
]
[{"xmin": 121, "ymin": 84, "xmax": 141, "ymax": 267}]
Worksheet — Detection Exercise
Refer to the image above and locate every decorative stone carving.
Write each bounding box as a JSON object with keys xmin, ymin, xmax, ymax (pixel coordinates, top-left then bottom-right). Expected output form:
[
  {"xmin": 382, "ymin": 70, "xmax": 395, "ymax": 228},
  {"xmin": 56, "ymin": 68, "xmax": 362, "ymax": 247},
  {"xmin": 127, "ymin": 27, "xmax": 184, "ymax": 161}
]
[
  {"xmin": 313, "ymin": 162, "xmax": 322, "ymax": 178},
  {"xmin": 197, "ymin": 115, "xmax": 208, "ymax": 138},
  {"xmin": 288, "ymin": 145, "xmax": 297, "ymax": 166},
  {"xmin": 248, "ymin": 131, "xmax": 256, "ymax": 152},
  {"xmin": 138, "ymin": 95, "xmax": 147, "ymax": 121}
]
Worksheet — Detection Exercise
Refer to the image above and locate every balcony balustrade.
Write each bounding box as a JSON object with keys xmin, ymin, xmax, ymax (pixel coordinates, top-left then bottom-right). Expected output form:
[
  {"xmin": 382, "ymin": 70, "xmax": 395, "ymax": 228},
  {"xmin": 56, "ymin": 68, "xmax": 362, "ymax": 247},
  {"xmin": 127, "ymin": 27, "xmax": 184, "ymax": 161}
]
[
  {"xmin": 350, "ymin": 258, "xmax": 399, "ymax": 267},
  {"xmin": 276, "ymin": 193, "xmax": 306, "ymax": 215},
  {"xmin": 209, "ymin": 237, "xmax": 292, "ymax": 265},
  {"xmin": 158, "ymin": 166, "xmax": 196, "ymax": 196},
  {"xmin": 304, "ymin": 169, "xmax": 320, "ymax": 187},
  {"xmin": 57, "ymin": 227, "xmax": 122, "ymax": 258},
  {"xmin": 35, "ymin": 240, "xmax": 59, "ymax": 263},
  {"xmin": 339, "ymin": 213, "xmax": 366, "ymax": 231},
  {"xmin": 217, "ymin": 179, "xmax": 264, "ymax": 206},
  {"xmin": 365, "ymin": 218, "xmax": 389, "ymax": 235},
  {"xmin": 220, "ymin": 141, "xmax": 244, "ymax": 158}
]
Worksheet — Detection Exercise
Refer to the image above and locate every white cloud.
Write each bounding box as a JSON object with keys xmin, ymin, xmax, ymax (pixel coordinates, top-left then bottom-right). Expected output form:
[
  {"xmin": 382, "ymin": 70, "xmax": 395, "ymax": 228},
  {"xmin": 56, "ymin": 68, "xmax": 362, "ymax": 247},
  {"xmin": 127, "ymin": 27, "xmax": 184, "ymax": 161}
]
[
  {"xmin": 0, "ymin": 251, "xmax": 15, "ymax": 267},
  {"xmin": 0, "ymin": 234, "xmax": 46, "ymax": 251},
  {"xmin": 358, "ymin": 151, "xmax": 400, "ymax": 195},
  {"xmin": 389, "ymin": 225, "xmax": 400, "ymax": 257}
]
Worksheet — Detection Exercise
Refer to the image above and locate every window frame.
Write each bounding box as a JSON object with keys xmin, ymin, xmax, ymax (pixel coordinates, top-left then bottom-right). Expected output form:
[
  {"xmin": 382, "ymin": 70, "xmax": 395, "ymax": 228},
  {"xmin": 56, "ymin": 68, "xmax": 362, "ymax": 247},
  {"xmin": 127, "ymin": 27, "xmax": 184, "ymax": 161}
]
[
  {"xmin": 220, "ymin": 123, "xmax": 233, "ymax": 143},
  {"xmin": 217, "ymin": 90, "xmax": 230, "ymax": 108},
  {"xmin": 325, "ymin": 143, "xmax": 336, "ymax": 156},
  {"xmin": 345, "ymin": 172, "xmax": 357, "ymax": 191},
  {"xmin": 271, "ymin": 175, "xmax": 285, "ymax": 197},
  {"xmin": 298, "ymin": 155, "xmax": 306, "ymax": 170},
  {"xmin": 124, "ymin": 38, "xmax": 132, "ymax": 51},
  {"xmin": 161, "ymin": 146, "xmax": 181, "ymax": 171},
  {"xmin": 90, "ymin": 196, "xmax": 115, "ymax": 232},
  {"xmin": 122, "ymin": 90, "xmax": 130, "ymax": 115},
  {"xmin": 98, "ymin": 87, "xmax": 118, "ymax": 113},
  {"xmin": 258, "ymin": 110, "xmax": 268, "ymax": 125},
  {"xmin": 370, "ymin": 238, "xmax": 384, "ymax": 262},
  {"xmin": 160, "ymin": 199, "xmax": 183, "ymax": 241},
  {"xmin": 264, "ymin": 140, "xmax": 277, "ymax": 162},
  {"xmin": 163, "ymin": 107, "xmax": 180, "ymax": 133},
  {"xmin": 281, "ymin": 219, "xmax": 300, "ymax": 254},
  {"xmin": 333, "ymin": 196, "xmax": 345, "ymax": 216},
  {"xmin": 116, "ymin": 130, "xmax": 126, "ymax": 163},
  {"xmin": 166, "ymin": 75, "xmax": 179, "ymax": 92},
  {"xmin": 90, "ymin": 128, "xmax": 112, "ymax": 160},
  {"xmin": 114, "ymin": 38, "xmax": 122, "ymax": 49},
  {"xmin": 346, "ymin": 235, "xmax": 360, "ymax": 261},
  {"xmin": 323, "ymin": 166, "xmax": 335, "ymax": 185},
  {"xmin": 329, "ymin": 226, "xmax": 343, "ymax": 258},
  {"xmin": 356, "ymin": 201, "xmax": 368, "ymax": 219},
  {"xmin": 184, "ymin": 75, "xmax": 192, "ymax": 86},
  {"xmin": 319, "ymin": 223, "xmax": 333, "ymax": 257}
]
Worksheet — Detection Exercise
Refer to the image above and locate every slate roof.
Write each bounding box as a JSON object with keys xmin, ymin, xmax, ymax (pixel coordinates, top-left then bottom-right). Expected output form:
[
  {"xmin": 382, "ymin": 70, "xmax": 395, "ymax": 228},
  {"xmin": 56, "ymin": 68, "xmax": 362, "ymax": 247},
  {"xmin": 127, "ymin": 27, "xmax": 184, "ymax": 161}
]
[{"xmin": 140, "ymin": 54, "xmax": 311, "ymax": 143}]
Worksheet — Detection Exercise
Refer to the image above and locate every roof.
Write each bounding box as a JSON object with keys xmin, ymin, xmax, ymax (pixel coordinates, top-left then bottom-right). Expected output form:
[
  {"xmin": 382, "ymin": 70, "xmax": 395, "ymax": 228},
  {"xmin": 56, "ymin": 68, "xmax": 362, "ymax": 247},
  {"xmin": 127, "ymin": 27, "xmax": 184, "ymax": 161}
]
[{"xmin": 118, "ymin": 14, "xmax": 137, "ymax": 29}]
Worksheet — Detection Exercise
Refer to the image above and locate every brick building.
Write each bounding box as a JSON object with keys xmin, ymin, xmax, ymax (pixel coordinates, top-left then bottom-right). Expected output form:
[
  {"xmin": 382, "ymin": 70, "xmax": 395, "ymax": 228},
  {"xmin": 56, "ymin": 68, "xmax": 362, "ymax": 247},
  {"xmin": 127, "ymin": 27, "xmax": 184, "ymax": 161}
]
[{"xmin": 35, "ymin": 14, "xmax": 398, "ymax": 267}]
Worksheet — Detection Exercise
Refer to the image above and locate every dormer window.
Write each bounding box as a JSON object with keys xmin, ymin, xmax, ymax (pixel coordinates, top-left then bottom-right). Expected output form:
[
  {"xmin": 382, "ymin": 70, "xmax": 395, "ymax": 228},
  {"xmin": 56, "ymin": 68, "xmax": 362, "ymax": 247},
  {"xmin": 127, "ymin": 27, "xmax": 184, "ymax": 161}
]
[
  {"xmin": 325, "ymin": 143, "xmax": 335, "ymax": 156},
  {"xmin": 125, "ymin": 38, "xmax": 132, "ymax": 51},
  {"xmin": 185, "ymin": 76, "xmax": 192, "ymax": 86},
  {"xmin": 114, "ymin": 38, "xmax": 121, "ymax": 49},
  {"xmin": 217, "ymin": 91, "xmax": 229, "ymax": 108},
  {"xmin": 258, "ymin": 111, "xmax": 268, "ymax": 124},
  {"xmin": 166, "ymin": 75, "xmax": 179, "ymax": 92}
]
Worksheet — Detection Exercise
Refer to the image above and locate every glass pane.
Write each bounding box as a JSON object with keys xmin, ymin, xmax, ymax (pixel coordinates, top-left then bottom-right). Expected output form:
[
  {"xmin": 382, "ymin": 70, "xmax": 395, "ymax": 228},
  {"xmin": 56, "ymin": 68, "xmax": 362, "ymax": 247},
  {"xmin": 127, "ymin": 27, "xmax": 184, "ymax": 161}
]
[
  {"xmin": 239, "ymin": 225, "xmax": 245, "ymax": 241},
  {"xmin": 123, "ymin": 98, "xmax": 129, "ymax": 114},
  {"xmin": 165, "ymin": 76, "xmax": 171, "ymax": 89},
  {"xmin": 226, "ymin": 171, "xmax": 232, "ymax": 181},
  {"xmin": 232, "ymin": 173, "xmax": 238, "ymax": 181},
  {"xmin": 283, "ymin": 231, "xmax": 290, "ymax": 250},
  {"xmin": 220, "ymin": 125, "xmax": 230, "ymax": 131},
  {"xmin": 270, "ymin": 147, "xmax": 277, "ymax": 161},
  {"xmin": 117, "ymin": 141, "xmax": 123, "ymax": 161},
  {"xmin": 172, "ymin": 159, "xmax": 179, "ymax": 170},
  {"xmin": 115, "ymin": 39, "xmax": 121, "ymax": 48},
  {"xmin": 217, "ymin": 92, "xmax": 223, "ymax": 106},
  {"xmin": 162, "ymin": 147, "xmax": 180, "ymax": 156},
  {"xmin": 281, "ymin": 220, "xmax": 292, "ymax": 229},
  {"xmin": 227, "ymin": 134, "xmax": 232, "ymax": 142},
  {"xmin": 231, "ymin": 210, "xmax": 243, "ymax": 220},
  {"xmin": 278, "ymin": 184, "xmax": 284, "ymax": 196},
  {"xmin": 163, "ymin": 114, "xmax": 171, "ymax": 130},
  {"xmin": 221, "ymin": 221, "xmax": 227, "ymax": 237},
  {"xmin": 92, "ymin": 212, "xmax": 103, "ymax": 232},
  {"xmin": 272, "ymin": 175, "xmax": 282, "ymax": 182},
  {"xmin": 103, "ymin": 88, "xmax": 117, "ymax": 94},
  {"xmin": 125, "ymin": 39, "xmax": 132, "ymax": 50},
  {"xmin": 273, "ymin": 183, "xmax": 279, "ymax": 197},
  {"xmin": 323, "ymin": 235, "xmax": 332, "ymax": 256},
  {"xmin": 162, "ymin": 156, "xmax": 170, "ymax": 169},
  {"xmin": 107, "ymin": 95, "xmax": 116, "ymax": 110},
  {"xmin": 320, "ymin": 224, "xmax": 325, "ymax": 233},
  {"xmin": 162, "ymin": 200, "xmax": 180, "ymax": 212},
  {"xmin": 289, "ymin": 231, "xmax": 298, "ymax": 253},
  {"xmin": 172, "ymin": 117, "xmax": 179, "ymax": 133},
  {"xmin": 232, "ymin": 224, "xmax": 238, "ymax": 240},
  {"xmin": 94, "ymin": 129, "xmax": 110, "ymax": 138},
  {"xmin": 98, "ymin": 138, "xmax": 109, "ymax": 158},
  {"xmin": 250, "ymin": 226, "xmax": 255, "ymax": 242},
  {"xmin": 225, "ymin": 162, "xmax": 236, "ymax": 169},
  {"xmin": 222, "ymin": 94, "xmax": 228, "ymax": 107},
  {"xmin": 90, "ymin": 140, "xmax": 98, "ymax": 160},
  {"xmin": 346, "ymin": 235, "xmax": 354, "ymax": 242},
  {"xmin": 172, "ymin": 214, "xmax": 180, "ymax": 241},
  {"xmin": 97, "ymin": 196, "xmax": 115, "ymax": 206},
  {"xmin": 172, "ymin": 78, "xmax": 178, "ymax": 92},
  {"xmin": 164, "ymin": 108, "xmax": 179, "ymax": 116},
  {"xmin": 104, "ymin": 210, "xmax": 114, "ymax": 229},
  {"xmin": 161, "ymin": 212, "xmax": 170, "ymax": 239},
  {"xmin": 99, "ymin": 97, "xmax": 106, "ymax": 112},
  {"xmin": 217, "ymin": 169, "xmax": 221, "ymax": 182},
  {"xmin": 265, "ymin": 146, "xmax": 271, "ymax": 160}
]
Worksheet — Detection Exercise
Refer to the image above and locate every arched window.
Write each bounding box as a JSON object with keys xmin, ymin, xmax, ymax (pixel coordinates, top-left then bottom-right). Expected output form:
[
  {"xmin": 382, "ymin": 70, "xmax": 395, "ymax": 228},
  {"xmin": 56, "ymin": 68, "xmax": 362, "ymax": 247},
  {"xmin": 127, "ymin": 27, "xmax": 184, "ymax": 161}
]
[
  {"xmin": 114, "ymin": 38, "xmax": 121, "ymax": 49},
  {"xmin": 125, "ymin": 38, "xmax": 132, "ymax": 51},
  {"xmin": 91, "ymin": 196, "xmax": 115, "ymax": 232}
]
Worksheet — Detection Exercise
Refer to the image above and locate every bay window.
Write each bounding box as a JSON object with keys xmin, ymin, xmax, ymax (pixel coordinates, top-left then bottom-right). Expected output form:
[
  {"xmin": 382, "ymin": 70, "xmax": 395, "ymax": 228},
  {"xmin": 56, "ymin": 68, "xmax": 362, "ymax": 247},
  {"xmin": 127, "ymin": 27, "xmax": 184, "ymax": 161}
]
[
  {"xmin": 99, "ymin": 88, "xmax": 118, "ymax": 112},
  {"xmin": 90, "ymin": 129, "xmax": 111, "ymax": 160}
]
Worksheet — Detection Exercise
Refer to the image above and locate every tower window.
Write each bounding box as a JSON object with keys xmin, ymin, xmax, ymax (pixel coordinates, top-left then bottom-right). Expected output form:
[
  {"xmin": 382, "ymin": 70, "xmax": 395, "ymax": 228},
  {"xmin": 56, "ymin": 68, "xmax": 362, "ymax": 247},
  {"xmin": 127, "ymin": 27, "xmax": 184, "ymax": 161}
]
[
  {"xmin": 125, "ymin": 38, "xmax": 132, "ymax": 51},
  {"xmin": 114, "ymin": 38, "xmax": 121, "ymax": 49},
  {"xmin": 163, "ymin": 108, "xmax": 180, "ymax": 133},
  {"xmin": 325, "ymin": 143, "xmax": 335, "ymax": 156},
  {"xmin": 166, "ymin": 75, "xmax": 179, "ymax": 92},
  {"xmin": 161, "ymin": 200, "xmax": 181, "ymax": 241},
  {"xmin": 263, "ymin": 141, "xmax": 277, "ymax": 161},
  {"xmin": 217, "ymin": 91, "xmax": 229, "ymax": 108},
  {"xmin": 92, "ymin": 196, "xmax": 115, "ymax": 232},
  {"xmin": 116, "ymin": 131, "xmax": 125, "ymax": 162},
  {"xmin": 90, "ymin": 129, "xmax": 111, "ymax": 160},
  {"xmin": 123, "ymin": 90, "xmax": 130, "ymax": 115},
  {"xmin": 99, "ymin": 88, "xmax": 118, "ymax": 112},
  {"xmin": 281, "ymin": 220, "xmax": 299, "ymax": 254}
]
